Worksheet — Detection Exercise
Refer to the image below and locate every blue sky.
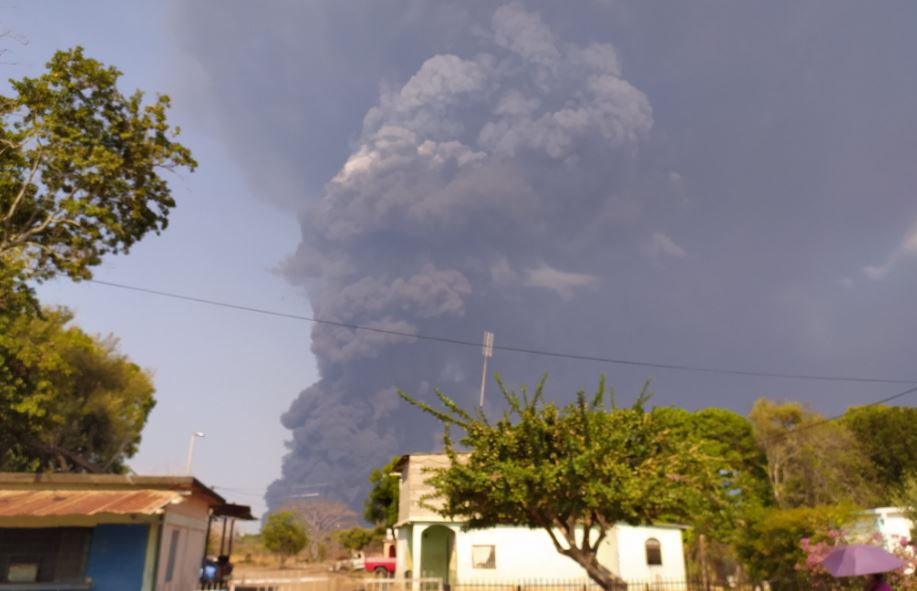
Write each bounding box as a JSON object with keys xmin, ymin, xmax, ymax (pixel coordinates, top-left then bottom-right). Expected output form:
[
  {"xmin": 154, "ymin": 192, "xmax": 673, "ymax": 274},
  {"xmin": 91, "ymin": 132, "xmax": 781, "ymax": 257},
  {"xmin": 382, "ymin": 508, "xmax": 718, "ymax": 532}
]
[{"xmin": 4, "ymin": 1, "xmax": 315, "ymax": 523}]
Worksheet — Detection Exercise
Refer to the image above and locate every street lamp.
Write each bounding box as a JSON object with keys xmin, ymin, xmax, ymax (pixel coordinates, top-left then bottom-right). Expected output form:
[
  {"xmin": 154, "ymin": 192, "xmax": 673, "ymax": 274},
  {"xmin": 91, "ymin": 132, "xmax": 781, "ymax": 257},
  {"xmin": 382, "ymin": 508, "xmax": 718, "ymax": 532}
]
[{"xmin": 185, "ymin": 432, "xmax": 206, "ymax": 475}]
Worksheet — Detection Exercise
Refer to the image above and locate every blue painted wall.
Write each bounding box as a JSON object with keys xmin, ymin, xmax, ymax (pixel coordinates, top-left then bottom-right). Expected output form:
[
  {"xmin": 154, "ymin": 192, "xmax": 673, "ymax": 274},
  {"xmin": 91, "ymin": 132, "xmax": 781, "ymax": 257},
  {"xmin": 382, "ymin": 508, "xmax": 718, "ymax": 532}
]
[{"xmin": 85, "ymin": 524, "xmax": 150, "ymax": 591}]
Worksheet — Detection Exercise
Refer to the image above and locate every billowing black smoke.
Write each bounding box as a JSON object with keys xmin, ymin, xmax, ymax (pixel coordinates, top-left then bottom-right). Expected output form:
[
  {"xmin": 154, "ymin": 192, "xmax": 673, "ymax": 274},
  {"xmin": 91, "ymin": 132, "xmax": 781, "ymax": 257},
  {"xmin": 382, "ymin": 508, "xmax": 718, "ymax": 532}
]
[
  {"xmin": 168, "ymin": 0, "xmax": 917, "ymax": 511},
  {"xmin": 262, "ymin": 3, "xmax": 667, "ymax": 507}
]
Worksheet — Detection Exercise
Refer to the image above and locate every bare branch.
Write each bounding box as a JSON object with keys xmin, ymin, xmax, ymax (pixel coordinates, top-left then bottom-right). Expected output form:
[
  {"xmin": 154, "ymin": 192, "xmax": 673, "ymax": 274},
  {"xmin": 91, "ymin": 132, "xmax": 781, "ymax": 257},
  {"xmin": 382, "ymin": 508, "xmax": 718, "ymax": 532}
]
[{"xmin": 26, "ymin": 438, "xmax": 105, "ymax": 473}]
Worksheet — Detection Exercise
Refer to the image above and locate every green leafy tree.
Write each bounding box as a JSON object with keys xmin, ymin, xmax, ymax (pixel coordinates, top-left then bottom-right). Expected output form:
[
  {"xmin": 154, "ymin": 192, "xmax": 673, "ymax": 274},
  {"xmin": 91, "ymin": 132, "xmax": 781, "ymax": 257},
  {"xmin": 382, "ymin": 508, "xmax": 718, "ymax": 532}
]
[
  {"xmin": 657, "ymin": 407, "xmax": 772, "ymax": 530},
  {"xmin": 1, "ymin": 45, "xmax": 188, "ymax": 474},
  {"xmin": 0, "ymin": 260, "xmax": 37, "ymax": 317},
  {"xmin": 336, "ymin": 527, "xmax": 380, "ymax": 553},
  {"xmin": 843, "ymin": 405, "xmax": 917, "ymax": 498},
  {"xmin": 1, "ymin": 46, "xmax": 196, "ymax": 282},
  {"xmin": 749, "ymin": 398, "xmax": 877, "ymax": 508},
  {"xmin": 0, "ymin": 307, "xmax": 155, "ymax": 472},
  {"xmin": 735, "ymin": 504, "xmax": 856, "ymax": 588},
  {"xmin": 400, "ymin": 375, "xmax": 726, "ymax": 590},
  {"xmin": 365, "ymin": 455, "xmax": 401, "ymax": 536},
  {"xmin": 892, "ymin": 472, "xmax": 917, "ymax": 539},
  {"xmin": 655, "ymin": 407, "xmax": 772, "ymax": 580},
  {"xmin": 261, "ymin": 511, "xmax": 309, "ymax": 566}
]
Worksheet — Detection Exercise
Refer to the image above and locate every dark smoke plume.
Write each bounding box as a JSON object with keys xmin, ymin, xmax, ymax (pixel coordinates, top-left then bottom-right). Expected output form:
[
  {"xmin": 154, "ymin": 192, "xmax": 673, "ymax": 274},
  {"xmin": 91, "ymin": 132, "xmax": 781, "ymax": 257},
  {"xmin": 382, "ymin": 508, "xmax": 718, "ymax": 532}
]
[
  {"xmin": 169, "ymin": 0, "xmax": 917, "ymax": 511},
  {"xmin": 266, "ymin": 3, "xmax": 663, "ymax": 507}
]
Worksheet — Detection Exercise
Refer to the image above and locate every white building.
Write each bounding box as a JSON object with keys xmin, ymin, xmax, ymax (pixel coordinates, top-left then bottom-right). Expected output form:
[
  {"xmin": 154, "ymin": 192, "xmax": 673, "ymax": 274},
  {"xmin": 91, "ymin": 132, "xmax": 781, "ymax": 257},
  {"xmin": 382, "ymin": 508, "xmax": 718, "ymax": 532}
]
[
  {"xmin": 393, "ymin": 453, "xmax": 689, "ymax": 586},
  {"xmin": 853, "ymin": 507, "xmax": 915, "ymax": 550}
]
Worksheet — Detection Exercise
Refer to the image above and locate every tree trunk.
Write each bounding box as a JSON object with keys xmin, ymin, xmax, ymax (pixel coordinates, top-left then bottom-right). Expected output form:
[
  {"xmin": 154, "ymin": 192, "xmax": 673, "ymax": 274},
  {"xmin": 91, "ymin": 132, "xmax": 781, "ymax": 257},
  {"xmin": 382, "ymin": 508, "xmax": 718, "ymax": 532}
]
[
  {"xmin": 698, "ymin": 533, "xmax": 710, "ymax": 591},
  {"xmin": 542, "ymin": 523, "xmax": 624, "ymax": 591},
  {"xmin": 565, "ymin": 547, "xmax": 626, "ymax": 591}
]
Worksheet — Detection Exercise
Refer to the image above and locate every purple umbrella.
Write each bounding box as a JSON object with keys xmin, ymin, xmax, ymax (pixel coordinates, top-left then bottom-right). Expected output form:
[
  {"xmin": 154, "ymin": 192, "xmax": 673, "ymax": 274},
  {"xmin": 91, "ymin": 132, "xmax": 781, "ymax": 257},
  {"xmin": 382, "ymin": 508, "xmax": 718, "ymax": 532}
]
[{"xmin": 821, "ymin": 544, "xmax": 905, "ymax": 577}]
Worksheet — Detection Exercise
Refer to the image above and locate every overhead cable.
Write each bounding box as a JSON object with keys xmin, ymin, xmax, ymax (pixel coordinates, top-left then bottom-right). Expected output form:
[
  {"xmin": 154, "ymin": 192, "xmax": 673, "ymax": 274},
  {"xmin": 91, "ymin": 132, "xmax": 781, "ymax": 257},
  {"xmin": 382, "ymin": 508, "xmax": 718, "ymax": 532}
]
[{"xmin": 86, "ymin": 279, "xmax": 916, "ymax": 386}]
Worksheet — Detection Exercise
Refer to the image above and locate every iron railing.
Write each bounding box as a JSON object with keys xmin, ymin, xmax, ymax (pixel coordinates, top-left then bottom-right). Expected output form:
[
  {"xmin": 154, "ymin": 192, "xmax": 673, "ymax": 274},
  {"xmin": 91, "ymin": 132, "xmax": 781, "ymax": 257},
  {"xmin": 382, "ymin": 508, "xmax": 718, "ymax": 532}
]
[
  {"xmin": 196, "ymin": 575, "xmax": 445, "ymax": 591},
  {"xmin": 195, "ymin": 577, "xmax": 780, "ymax": 591}
]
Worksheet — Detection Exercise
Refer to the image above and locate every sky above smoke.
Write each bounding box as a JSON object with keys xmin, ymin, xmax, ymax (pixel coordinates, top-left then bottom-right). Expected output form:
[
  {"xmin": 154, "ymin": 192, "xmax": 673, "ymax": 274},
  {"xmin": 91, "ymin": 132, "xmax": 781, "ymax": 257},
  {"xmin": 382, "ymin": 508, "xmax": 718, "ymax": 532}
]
[{"xmin": 168, "ymin": 0, "xmax": 917, "ymax": 509}]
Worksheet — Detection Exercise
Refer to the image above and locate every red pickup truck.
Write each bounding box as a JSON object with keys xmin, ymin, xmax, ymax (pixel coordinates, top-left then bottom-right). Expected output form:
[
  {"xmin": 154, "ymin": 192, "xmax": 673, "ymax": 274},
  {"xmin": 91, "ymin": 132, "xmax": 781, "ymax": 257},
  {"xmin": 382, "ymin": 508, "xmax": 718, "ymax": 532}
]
[{"xmin": 364, "ymin": 542, "xmax": 396, "ymax": 577}]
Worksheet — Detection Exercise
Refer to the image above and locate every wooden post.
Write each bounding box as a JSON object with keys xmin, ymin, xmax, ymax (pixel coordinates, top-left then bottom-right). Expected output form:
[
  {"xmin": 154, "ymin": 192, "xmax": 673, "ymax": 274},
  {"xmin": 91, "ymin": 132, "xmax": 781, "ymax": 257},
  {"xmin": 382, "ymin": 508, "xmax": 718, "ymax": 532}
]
[
  {"xmin": 202, "ymin": 511, "xmax": 213, "ymax": 557},
  {"xmin": 698, "ymin": 533, "xmax": 710, "ymax": 591},
  {"xmin": 219, "ymin": 516, "xmax": 228, "ymax": 555}
]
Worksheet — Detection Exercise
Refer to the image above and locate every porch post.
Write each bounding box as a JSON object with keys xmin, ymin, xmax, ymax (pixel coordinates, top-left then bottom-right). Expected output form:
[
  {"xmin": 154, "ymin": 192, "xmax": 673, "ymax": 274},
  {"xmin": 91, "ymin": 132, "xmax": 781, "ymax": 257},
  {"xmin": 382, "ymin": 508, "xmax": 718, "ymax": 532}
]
[{"xmin": 412, "ymin": 524, "xmax": 425, "ymax": 591}]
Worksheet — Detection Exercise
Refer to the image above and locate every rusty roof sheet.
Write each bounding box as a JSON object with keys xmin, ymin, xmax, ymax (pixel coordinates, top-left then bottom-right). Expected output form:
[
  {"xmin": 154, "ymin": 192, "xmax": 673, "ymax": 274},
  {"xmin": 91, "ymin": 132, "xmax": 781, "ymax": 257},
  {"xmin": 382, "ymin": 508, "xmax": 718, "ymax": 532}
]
[
  {"xmin": 0, "ymin": 473, "xmax": 226, "ymax": 506},
  {"xmin": 0, "ymin": 489, "xmax": 182, "ymax": 517}
]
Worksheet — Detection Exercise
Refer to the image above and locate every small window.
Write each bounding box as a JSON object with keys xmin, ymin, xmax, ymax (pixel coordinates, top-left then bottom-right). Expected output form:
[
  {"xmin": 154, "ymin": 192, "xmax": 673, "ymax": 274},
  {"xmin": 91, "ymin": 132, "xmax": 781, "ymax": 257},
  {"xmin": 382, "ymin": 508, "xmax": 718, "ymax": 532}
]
[
  {"xmin": 471, "ymin": 545, "xmax": 496, "ymax": 569},
  {"xmin": 645, "ymin": 538, "xmax": 662, "ymax": 566},
  {"xmin": 164, "ymin": 529, "xmax": 181, "ymax": 582},
  {"xmin": 0, "ymin": 527, "xmax": 92, "ymax": 583}
]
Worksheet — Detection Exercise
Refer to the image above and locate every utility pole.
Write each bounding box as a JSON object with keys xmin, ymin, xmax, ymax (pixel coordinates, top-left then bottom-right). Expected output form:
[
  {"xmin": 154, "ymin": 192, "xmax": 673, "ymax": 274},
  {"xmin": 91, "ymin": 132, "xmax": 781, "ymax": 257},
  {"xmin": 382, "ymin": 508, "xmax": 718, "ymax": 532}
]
[{"xmin": 479, "ymin": 331, "xmax": 494, "ymax": 409}]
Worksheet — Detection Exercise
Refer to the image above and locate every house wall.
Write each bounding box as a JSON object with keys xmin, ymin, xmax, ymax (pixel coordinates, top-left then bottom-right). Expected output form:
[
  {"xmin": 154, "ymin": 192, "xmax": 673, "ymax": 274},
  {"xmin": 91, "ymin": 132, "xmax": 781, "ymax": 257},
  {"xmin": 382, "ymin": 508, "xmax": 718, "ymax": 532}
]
[
  {"xmin": 398, "ymin": 454, "xmax": 453, "ymax": 524},
  {"xmin": 613, "ymin": 525, "xmax": 686, "ymax": 582},
  {"xmin": 856, "ymin": 507, "xmax": 914, "ymax": 550},
  {"xmin": 85, "ymin": 524, "xmax": 151, "ymax": 591},
  {"xmin": 454, "ymin": 525, "xmax": 614, "ymax": 582},
  {"xmin": 397, "ymin": 455, "xmax": 688, "ymax": 585},
  {"xmin": 155, "ymin": 496, "xmax": 210, "ymax": 591},
  {"xmin": 400, "ymin": 522, "xmax": 685, "ymax": 584}
]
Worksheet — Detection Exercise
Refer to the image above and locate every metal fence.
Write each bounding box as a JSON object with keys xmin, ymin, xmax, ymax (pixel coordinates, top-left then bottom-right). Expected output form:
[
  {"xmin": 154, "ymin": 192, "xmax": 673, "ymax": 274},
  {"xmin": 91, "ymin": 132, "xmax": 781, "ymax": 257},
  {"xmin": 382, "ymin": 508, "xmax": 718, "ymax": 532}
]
[
  {"xmin": 195, "ymin": 577, "xmax": 773, "ymax": 591},
  {"xmin": 446, "ymin": 579, "xmax": 817, "ymax": 591},
  {"xmin": 197, "ymin": 575, "xmax": 445, "ymax": 591},
  {"xmin": 449, "ymin": 579, "xmax": 702, "ymax": 591}
]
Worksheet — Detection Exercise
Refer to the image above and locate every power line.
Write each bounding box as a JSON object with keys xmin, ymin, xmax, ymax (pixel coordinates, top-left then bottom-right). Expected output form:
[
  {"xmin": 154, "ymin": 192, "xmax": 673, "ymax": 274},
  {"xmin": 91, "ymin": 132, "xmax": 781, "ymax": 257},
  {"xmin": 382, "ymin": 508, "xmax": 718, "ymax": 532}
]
[
  {"xmin": 87, "ymin": 278, "xmax": 917, "ymax": 386},
  {"xmin": 778, "ymin": 383, "xmax": 917, "ymax": 440}
]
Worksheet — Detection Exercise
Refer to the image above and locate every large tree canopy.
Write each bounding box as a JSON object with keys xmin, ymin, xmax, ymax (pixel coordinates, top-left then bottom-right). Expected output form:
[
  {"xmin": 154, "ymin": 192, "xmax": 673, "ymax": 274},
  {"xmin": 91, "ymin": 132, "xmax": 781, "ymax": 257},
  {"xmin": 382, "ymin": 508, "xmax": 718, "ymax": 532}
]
[
  {"xmin": 400, "ymin": 375, "xmax": 726, "ymax": 590},
  {"xmin": 735, "ymin": 503, "xmax": 856, "ymax": 587},
  {"xmin": 1, "ymin": 46, "xmax": 195, "ymax": 281},
  {"xmin": 656, "ymin": 407, "xmax": 771, "ymax": 533},
  {"xmin": 749, "ymin": 398, "xmax": 877, "ymax": 509},
  {"xmin": 655, "ymin": 407, "xmax": 772, "ymax": 581},
  {"xmin": 0, "ymin": 307, "xmax": 155, "ymax": 472},
  {"xmin": 842, "ymin": 405, "xmax": 917, "ymax": 498}
]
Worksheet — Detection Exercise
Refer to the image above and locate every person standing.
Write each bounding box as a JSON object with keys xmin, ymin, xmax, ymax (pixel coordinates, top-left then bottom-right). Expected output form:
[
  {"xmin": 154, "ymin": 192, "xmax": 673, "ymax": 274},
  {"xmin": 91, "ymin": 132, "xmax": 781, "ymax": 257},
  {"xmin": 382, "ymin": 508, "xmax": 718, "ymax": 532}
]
[{"xmin": 866, "ymin": 573, "xmax": 893, "ymax": 591}]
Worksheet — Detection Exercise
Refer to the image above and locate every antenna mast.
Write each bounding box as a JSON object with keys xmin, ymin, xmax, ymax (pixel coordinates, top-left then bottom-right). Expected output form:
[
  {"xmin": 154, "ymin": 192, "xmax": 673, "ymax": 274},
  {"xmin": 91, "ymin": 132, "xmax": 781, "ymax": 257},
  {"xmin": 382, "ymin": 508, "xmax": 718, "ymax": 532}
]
[{"xmin": 479, "ymin": 330, "xmax": 494, "ymax": 409}]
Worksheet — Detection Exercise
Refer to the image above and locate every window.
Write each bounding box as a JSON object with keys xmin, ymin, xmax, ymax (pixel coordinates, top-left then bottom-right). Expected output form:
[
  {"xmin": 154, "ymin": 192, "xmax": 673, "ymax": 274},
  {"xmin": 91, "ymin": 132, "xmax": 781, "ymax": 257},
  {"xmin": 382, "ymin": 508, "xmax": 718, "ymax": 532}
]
[
  {"xmin": 0, "ymin": 527, "xmax": 92, "ymax": 584},
  {"xmin": 471, "ymin": 545, "xmax": 496, "ymax": 569},
  {"xmin": 164, "ymin": 529, "xmax": 181, "ymax": 582},
  {"xmin": 645, "ymin": 538, "xmax": 662, "ymax": 566}
]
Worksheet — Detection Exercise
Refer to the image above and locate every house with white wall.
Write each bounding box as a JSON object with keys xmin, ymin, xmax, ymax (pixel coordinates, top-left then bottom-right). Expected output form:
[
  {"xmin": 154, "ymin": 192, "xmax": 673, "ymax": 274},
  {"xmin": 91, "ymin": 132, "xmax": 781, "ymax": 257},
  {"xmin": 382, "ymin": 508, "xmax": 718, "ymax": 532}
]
[
  {"xmin": 852, "ymin": 507, "xmax": 915, "ymax": 549},
  {"xmin": 393, "ymin": 453, "xmax": 688, "ymax": 586}
]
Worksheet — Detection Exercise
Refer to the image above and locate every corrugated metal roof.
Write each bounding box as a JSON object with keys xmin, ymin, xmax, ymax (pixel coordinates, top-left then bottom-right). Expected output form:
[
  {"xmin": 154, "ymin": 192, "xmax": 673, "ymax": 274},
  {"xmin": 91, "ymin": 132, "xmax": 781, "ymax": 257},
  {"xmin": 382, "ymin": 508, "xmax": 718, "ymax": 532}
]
[
  {"xmin": 0, "ymin": 489, "xmax": 182, "ymax": 517},
  {"xmin": 0, "ymin": 473, "xmax": 226, "ymax": 506}
]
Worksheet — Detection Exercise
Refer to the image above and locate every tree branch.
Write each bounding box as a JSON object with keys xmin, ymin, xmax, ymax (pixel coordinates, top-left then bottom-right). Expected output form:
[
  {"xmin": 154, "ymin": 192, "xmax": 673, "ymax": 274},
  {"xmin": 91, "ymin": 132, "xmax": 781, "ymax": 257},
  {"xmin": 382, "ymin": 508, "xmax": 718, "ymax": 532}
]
[
  {"xmin": 27, "ymin": 438, "xmax": 105, "ymax": 473},
  {"xmin": 2, "ymin": 146, "xmax": 44, "ymax": 229}
]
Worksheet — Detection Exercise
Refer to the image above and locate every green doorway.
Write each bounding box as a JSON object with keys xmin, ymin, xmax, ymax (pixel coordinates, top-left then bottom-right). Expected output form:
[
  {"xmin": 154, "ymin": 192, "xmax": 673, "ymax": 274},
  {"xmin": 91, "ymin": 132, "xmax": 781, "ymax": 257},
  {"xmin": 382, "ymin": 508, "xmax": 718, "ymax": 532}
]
[{"xmin": 420, "ymin": 525, "xmax": 455, "ymax": 585}]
